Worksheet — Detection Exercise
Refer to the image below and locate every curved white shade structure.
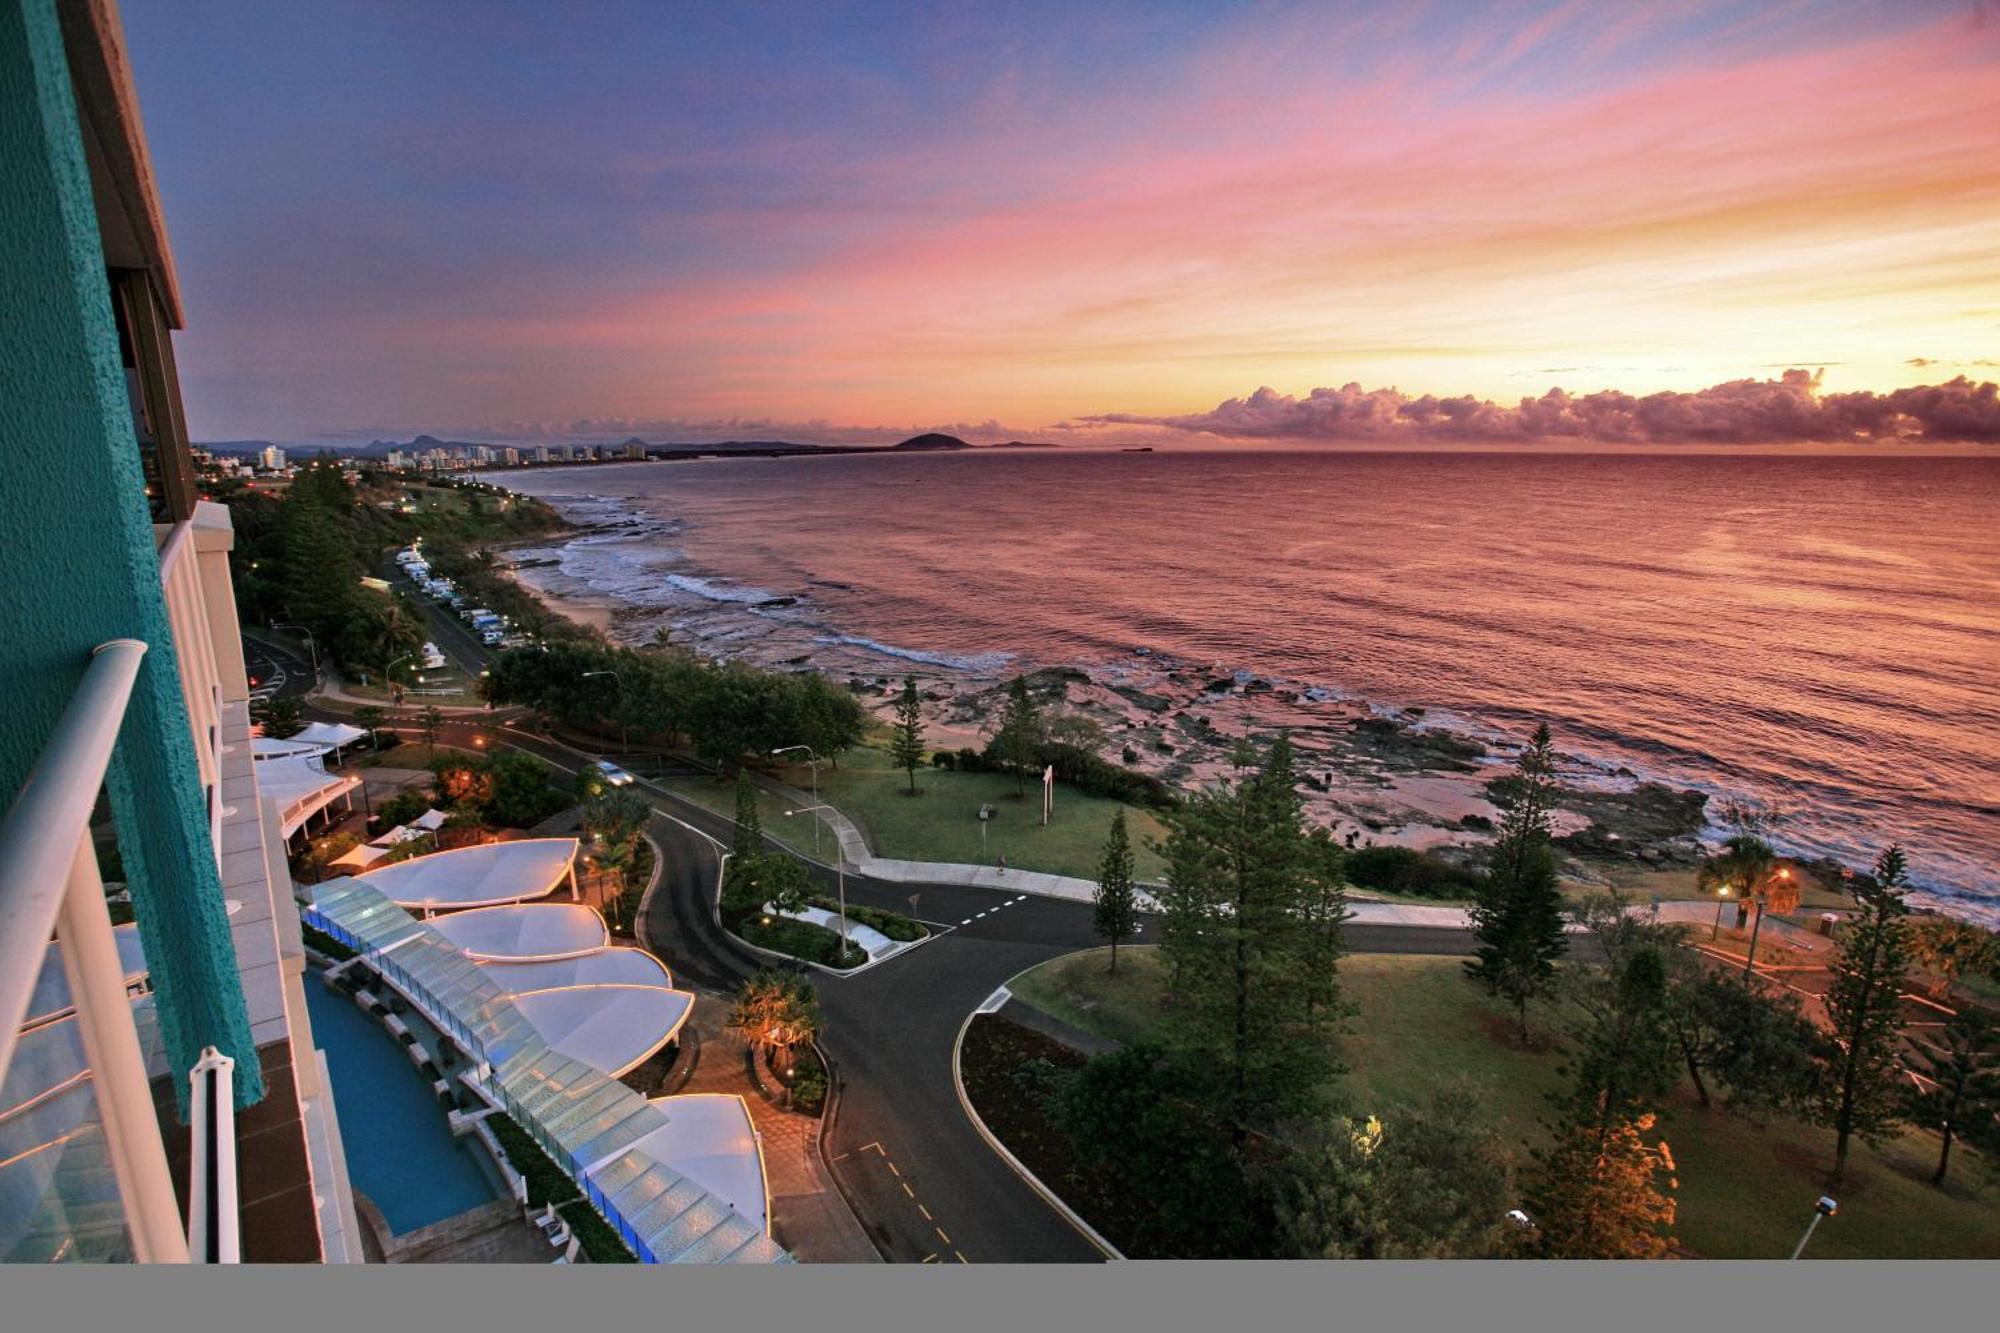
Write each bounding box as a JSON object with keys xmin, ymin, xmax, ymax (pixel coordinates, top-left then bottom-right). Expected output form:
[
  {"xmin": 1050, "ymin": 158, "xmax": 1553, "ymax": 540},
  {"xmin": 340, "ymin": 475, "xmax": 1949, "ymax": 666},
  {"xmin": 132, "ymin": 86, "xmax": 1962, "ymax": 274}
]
[
  {"xmin": 628, "ymin": 1095, "xmax": 770, "ymax": 1237},
  {"xmin": 512, "ymin": 985, "xmax": 694, "ymax": 1077},
  {"xmin": 479, "ymin": 947, "xmax": 672, "ymax": 993},
  {"xmin": 290, "ymin": 721, "xmax": 367, "ymax": 749},
  {"xmin": 429, "ymin": 902, "xmax": 606, "ymax": 961},
  {"xmin": 256, "ymin": 754, "xmax": 361, "ymax": 838},
  {"xmin": 356, "ymin": 838, "xmax": 578, "ymax": 910}
]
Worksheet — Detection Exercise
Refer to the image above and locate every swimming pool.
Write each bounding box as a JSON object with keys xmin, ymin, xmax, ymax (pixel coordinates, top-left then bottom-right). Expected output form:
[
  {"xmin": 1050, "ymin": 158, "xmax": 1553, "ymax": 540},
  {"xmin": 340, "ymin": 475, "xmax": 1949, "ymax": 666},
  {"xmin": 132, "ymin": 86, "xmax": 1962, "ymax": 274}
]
[{"xmin": 303, "ymin": 977, "xmax": 501, "ymax": 1235}]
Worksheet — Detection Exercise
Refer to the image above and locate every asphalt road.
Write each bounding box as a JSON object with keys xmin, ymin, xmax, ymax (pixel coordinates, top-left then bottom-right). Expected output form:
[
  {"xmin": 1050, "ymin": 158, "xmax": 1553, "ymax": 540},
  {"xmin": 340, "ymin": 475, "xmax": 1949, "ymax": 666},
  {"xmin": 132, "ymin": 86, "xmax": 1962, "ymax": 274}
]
[
  {"xmin": 311, "ymin": 706, "xmax": 1486, "ymax": 1264},
  {"xmin": 381, "ymin": 553, "xmax": 497, "ymax": 680},
  {"xmin": 243, "ymin": 632, "xmax": 315, "ymax": 700}
]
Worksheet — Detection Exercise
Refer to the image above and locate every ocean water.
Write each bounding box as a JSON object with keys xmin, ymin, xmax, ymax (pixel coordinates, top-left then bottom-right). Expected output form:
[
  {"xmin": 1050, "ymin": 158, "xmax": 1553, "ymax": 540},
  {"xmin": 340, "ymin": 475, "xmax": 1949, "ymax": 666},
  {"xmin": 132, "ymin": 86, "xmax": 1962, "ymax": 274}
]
[{"xmin": 495, "ymin": 449, "xmax": 2000, "ymax": 920}]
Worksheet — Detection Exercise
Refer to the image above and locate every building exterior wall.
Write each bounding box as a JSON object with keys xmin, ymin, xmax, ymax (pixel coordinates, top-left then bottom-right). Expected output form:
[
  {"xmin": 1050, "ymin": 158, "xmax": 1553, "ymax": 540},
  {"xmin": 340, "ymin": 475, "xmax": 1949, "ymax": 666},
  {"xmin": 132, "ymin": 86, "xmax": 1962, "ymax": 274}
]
[{"xmin": 0, "ymin": 0, "xmax": 261, "ymax": 1109}]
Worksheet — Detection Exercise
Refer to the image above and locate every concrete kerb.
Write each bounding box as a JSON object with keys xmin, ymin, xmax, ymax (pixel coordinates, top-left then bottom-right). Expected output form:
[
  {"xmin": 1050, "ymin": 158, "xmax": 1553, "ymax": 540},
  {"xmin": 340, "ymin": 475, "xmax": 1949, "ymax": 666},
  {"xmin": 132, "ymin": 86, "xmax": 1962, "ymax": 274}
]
[
  {"xmin": 703, "ymin": 846, "xmax": 934, "ymax": 982},
  {"xmin": 632, "ymin": 830, "xmax": 667, "ymax": 956},
  {"xmin": 951, "ymin": 971, "xmax": 1125, "ymax": 1262},
  {"xmin": 813, "ymin": 1032, "xmax": 894, "ymax": 1264}
]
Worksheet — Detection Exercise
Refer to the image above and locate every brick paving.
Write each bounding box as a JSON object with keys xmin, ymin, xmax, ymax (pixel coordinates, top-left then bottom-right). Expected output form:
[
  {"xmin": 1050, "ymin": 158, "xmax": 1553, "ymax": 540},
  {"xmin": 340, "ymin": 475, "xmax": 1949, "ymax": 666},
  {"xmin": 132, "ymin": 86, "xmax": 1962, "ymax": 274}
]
[{"xmin": 674, "ymin": 994, "xmax": 880, "ymax": 1263}]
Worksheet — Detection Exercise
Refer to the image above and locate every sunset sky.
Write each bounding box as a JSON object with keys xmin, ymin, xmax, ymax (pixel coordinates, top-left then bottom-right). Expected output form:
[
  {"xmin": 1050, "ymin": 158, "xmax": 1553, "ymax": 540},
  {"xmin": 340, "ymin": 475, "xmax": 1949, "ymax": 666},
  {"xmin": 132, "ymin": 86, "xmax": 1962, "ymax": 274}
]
[{"xmin": 122, "ymin": 0, "xmax": 2000, "ymax": 446}]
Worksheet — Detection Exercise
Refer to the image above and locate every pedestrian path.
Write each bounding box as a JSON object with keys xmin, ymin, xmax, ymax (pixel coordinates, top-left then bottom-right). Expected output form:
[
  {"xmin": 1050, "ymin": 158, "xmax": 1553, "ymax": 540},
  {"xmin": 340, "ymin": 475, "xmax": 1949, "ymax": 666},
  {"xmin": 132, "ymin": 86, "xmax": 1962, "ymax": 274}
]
[
  {"xmin": 675, "ymin": 997, "xmax": 879, "ymax": 1263},
  {"xmin": 742, "ymin": 773, "xmax": 1786, "ymax": 933}
]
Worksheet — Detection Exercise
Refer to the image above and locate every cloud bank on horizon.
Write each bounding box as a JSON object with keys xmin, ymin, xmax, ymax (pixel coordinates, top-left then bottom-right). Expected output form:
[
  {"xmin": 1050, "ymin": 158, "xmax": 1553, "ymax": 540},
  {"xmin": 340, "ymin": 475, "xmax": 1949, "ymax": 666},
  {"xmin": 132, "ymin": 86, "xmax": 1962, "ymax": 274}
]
[
  {"xmin": 1081, "ymin": 370, "xmax": 2000, "ymax": 446},
  {"xmin": 122, "ymin": 0, "xmax": 2000, "ymax": 443}
]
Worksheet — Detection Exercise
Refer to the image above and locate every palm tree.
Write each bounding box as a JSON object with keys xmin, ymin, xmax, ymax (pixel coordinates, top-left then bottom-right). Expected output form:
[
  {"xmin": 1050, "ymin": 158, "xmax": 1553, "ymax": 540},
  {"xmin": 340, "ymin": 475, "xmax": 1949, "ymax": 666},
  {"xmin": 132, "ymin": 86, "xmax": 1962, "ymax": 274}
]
[
  {"xmin": 726, "ymin": 969, "xmax": 823, "ymax": 1088},
  {"xmin": 1697, "ymin": 835, "xmax": 1798, "ymax": 973}
]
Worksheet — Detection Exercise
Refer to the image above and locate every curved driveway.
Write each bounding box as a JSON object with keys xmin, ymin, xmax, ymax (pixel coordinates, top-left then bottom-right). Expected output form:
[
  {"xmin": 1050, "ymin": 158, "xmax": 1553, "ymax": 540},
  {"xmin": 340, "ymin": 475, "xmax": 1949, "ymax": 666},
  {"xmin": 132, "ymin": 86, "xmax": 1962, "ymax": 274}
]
[{"xmin": 310, "ymin": 705, "xmax": 1482, "ymax": 1262}]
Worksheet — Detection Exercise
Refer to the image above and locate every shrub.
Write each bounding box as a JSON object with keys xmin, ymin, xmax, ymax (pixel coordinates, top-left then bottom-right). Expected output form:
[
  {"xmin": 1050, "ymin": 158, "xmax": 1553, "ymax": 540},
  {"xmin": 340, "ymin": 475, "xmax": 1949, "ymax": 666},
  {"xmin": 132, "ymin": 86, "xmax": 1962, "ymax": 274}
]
[
  {"xmin": 789, "ymin": 1064, "xmax": 828, "ymax": 1115},
  {"xmin": 734, "ymin": 913, "xmax": 863, "ymax": 968},
  {"xmin": 1343, "ymin": 845, "xmax": 1487, "ymax": 900},
  {"xmin": 932, "ymin": 750, "xmax": 957, "ymax": 770},
  {"xmin": 486, "ymin": 1113, "xmax": 579, "ymax": 1209},
  {"xmin": 376, "ymin": 788, "xmax": 434, "ymax": 829},
  {"xmin": 301, "ymin": 924, "xmax": 357, "ymax": 962},
  {"xmin": 558, "ymin": 1200, "xmax": 638, "ymax": 1264},
  {"xmin": 810, "ymin": 896, "xmax": 924, "ymax": 942}
]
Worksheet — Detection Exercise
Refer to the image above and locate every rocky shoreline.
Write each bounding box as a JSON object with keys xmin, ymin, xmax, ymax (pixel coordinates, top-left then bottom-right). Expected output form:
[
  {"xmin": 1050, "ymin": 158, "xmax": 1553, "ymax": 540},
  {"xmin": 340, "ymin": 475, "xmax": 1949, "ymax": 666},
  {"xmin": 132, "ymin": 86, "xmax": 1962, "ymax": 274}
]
[{"xmin": 498, "ymin": 512, "xmax": 1718, "ymax": 887}]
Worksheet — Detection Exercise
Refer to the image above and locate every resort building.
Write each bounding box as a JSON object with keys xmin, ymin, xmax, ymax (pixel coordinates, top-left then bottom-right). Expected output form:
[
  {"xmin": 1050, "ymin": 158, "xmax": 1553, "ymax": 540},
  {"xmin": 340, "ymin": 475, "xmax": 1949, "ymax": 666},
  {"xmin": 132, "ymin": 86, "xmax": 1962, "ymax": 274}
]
[
  {"xmin": 2, "ymin": 0, "xmax": 359, "ymax": 1262},
  {"xmin": 3, "ymin": 0, "xmax": 780, "ymax": 1266}
]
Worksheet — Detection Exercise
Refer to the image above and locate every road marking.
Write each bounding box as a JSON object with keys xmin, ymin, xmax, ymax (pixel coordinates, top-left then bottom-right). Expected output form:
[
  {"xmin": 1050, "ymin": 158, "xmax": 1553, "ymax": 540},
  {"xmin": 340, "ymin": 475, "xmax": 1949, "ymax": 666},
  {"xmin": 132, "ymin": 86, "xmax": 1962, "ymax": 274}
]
[
  {"xmin": 917, "ymin": 1204, "xmax": 932, "ymax": 1221},
  {"xmin": 935, "ymin": 1227, "xmax": 952, "ymax": 1245},
  {"xmin": 921, "ymin": 1253, "xmax": 939, "ymax": 1264},
  {"xmin": 955, "ymin": 1251, "xmax": 969, "ymax": 1264},
  {"xmin": 886, "ymin": 1161, "xmax": 900, "ymax": 1177},
  {"xmin": 831, "ymin": 1152, "xmax": 850, "ymax": 1162},
  {"xmin": 860, "ymin": 1141, "xmax": 883, "ymax": 1154},
  {"xmin": 901, "ymin": 1181, "xmax": 915, "ymax": 1199},
  {"xmin": 1013, "ymin": 895, "xmax": 1026, "ymax": 904},
  {"xmin": 960, "ymin": 918, "xmax": 972, "ymax": 926}
]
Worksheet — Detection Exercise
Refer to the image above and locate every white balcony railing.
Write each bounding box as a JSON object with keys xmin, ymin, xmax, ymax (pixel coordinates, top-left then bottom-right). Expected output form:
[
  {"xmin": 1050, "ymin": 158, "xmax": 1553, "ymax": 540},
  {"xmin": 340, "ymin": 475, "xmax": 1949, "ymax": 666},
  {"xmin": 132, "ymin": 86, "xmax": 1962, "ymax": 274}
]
[{"xmin": 0, "ymin": 640, "xmax": 189, "ymax": 1263}]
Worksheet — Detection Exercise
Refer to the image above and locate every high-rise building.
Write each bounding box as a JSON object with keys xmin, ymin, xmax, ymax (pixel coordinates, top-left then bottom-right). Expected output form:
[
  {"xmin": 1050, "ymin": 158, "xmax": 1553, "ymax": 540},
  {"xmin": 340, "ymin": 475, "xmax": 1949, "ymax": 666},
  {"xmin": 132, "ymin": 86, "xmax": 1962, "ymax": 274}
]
[
  {"xmin": 3, "ymin": 0, "xmax": 358, "ymax": 1263},
  {"xmin": 257, "ymin": 444, "xmax": 285, "ymax": 473}
]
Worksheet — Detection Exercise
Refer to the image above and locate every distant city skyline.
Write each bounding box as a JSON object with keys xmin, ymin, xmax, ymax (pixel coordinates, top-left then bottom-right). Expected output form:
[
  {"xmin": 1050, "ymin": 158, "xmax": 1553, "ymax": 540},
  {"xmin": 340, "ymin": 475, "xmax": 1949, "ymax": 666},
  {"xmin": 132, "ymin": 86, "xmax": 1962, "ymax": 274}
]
[{"xmin": 124, "ymin": 0, "xmax": 2000, "ymax": 445}]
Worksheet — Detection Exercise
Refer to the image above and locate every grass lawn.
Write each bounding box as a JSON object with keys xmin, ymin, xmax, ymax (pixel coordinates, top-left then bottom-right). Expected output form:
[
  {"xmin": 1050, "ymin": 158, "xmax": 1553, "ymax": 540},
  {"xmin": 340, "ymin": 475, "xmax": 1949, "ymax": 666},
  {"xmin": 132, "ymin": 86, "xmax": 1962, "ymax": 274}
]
[
  {"xmin": 796, "ymin": 746, "xmax": 1171, "ymax": 881},
  {"xmin": 1003, "ymin": 946, "xmax": 2000, "ymax": 1259},
  {"xmin": 1008, "ymin": 945, "xmax": 1171, "ymax": 1048},
  {"xmin": 662, "ymin": 746, "xmax": 1171, "ymax": 881}
]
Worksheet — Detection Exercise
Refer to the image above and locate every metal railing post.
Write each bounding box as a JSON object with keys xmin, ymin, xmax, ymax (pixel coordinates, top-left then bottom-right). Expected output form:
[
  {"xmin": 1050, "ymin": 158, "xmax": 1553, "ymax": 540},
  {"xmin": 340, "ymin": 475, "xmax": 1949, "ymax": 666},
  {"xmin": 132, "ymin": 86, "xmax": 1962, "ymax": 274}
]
[
  {"xmin": 56, "ymin": 829, "xmax": 190, "ymax": 1263},
  {"xmin": 187, "ymin": 1046, "xmax": 239, "ymax": 1263}
]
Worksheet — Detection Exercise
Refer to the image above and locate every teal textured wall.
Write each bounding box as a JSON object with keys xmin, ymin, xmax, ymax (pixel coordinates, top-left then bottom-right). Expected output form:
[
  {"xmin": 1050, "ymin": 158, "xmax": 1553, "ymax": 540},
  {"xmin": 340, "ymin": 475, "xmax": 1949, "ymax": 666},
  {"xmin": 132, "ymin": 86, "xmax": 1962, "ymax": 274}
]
[{"xmin": 1, "ymin": 0, "xmax": 261, "ymax": 1111}]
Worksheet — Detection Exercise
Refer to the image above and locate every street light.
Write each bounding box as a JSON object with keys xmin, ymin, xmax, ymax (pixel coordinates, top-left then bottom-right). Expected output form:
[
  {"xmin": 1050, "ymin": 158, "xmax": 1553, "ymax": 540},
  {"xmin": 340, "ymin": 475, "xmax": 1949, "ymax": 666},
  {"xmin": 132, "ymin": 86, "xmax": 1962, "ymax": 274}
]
[
  {"xmin": 1790, "ymin": 1196, "xmax": 1837, "ymax": 1259},
  {"xmin": 786, "ymin": 804, "xmax": 853, "ymax": 965},
  {"xmin": 771, "ymin": 745, "xmax": 822, "ymax": 855},
  {"xmin": 1711, "ymin": 884, "xmax": 1733, "ymax": 940},
  {"xmin": 269, "ymin": 622, "xmax": 320, "ymax": 683},
  {"xmin": 581, "ymin": 669, "xmax": 626, "ymax": 752},
  {"xmin": 386, "ymin": 651, "xmax": 416, "ymax": 709}
]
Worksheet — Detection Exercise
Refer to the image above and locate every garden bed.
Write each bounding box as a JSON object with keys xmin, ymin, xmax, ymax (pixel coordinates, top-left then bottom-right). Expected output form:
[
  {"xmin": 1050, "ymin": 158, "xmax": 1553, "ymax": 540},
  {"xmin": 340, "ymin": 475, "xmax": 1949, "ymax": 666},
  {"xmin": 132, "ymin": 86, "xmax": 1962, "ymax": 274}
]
[
  {"xmin": 808, "ymin": 895, "xmax": 925, "ymax": 942},
  {"xmin": 725, "ymin": 908, "xmax": 866, "ymax": 970},
  {"xmin": 959, "ymin": 1014, "xmax": 1152, "ymax": 1256}
]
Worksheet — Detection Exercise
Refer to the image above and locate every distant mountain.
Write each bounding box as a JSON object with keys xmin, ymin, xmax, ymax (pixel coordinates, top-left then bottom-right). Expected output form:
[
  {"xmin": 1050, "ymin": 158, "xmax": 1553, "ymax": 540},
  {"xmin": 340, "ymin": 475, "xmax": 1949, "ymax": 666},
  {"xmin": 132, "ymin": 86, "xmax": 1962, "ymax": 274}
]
[
  {"xmin": 353, "ymin": 434, "xmax": 494, "ymax": 455},
  {"xmin": 986, "ymin": 440, "xmax": 1058, "ymax": 449},
  {"xmin": 890, "ymin": 433, "xmax": 974, "ymax": 451}
]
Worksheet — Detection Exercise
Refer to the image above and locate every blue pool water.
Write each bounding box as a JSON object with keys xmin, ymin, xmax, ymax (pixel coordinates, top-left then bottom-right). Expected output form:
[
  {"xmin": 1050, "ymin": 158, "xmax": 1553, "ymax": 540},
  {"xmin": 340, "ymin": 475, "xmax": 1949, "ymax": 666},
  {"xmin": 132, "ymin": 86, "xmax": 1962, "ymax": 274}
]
[{"xmin": 303, "ymin": 977, "xmax": 499, "ymax": 1234}]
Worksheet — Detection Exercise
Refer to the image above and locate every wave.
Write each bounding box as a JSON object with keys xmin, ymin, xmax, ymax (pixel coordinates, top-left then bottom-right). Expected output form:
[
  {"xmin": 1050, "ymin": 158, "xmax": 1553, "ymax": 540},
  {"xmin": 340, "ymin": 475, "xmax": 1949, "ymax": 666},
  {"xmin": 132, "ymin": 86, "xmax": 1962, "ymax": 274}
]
[
  {"xmin": 811, "ymin": 632, "xmax": 1014, "ymax": 674},
  {"xmin": 663, "ymin": 573, "xmax": 780, "ymax": 605}
]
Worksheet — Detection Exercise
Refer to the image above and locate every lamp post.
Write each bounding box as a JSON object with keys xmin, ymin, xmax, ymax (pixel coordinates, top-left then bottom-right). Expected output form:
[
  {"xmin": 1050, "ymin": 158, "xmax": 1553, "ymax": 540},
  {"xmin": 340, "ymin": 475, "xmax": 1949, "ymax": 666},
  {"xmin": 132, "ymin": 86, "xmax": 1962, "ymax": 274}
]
[
  {"xmin": 386, "ymin": 652, "xmax": 415, "ymax": 713},
  {"xmin": 786, "ymin": 804, "xmax": 851, "ymax": 964},
  {"xmin": 581, "ymin": 669, "xmax": 626, "ymax": 753},
  {"xmin": 1743, "ymin": 866, "xmax": 1791, "ymax": 976},
  {"xmin": 771, "ymin": 745, "xmax": 822, "ymax": 855},
  {"xmin": 269, "ymin": 622, "xmax": 320, "ymax": 684},
  {"xmin": 1790, "ymin": 1196, "xmax": 1838, "ymax": 1259},
  {"xmin": 1712, "ymin": 884, "xmax": 1733, "ymax": 940}
]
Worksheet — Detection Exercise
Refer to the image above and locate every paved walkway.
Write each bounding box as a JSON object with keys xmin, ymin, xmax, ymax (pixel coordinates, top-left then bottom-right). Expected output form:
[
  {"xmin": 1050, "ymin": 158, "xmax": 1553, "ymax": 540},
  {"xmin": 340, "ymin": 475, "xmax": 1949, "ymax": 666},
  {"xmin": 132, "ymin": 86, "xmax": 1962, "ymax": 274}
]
[
  {"xmin": 748, "ymin": 771, "xmax": 1842, "ymax": 949},
  {"xmin": 674, "ymin": 994, "xmax": 879, "ymax": 1263}
]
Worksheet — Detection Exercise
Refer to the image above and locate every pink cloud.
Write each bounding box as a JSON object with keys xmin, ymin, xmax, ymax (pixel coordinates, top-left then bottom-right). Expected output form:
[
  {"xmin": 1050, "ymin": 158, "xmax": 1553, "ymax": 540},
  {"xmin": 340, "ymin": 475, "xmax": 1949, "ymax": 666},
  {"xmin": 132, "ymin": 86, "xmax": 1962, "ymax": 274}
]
[{"xmin": 1085, "ymin": 370, "xmax": 2000, "ymax": 444}]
